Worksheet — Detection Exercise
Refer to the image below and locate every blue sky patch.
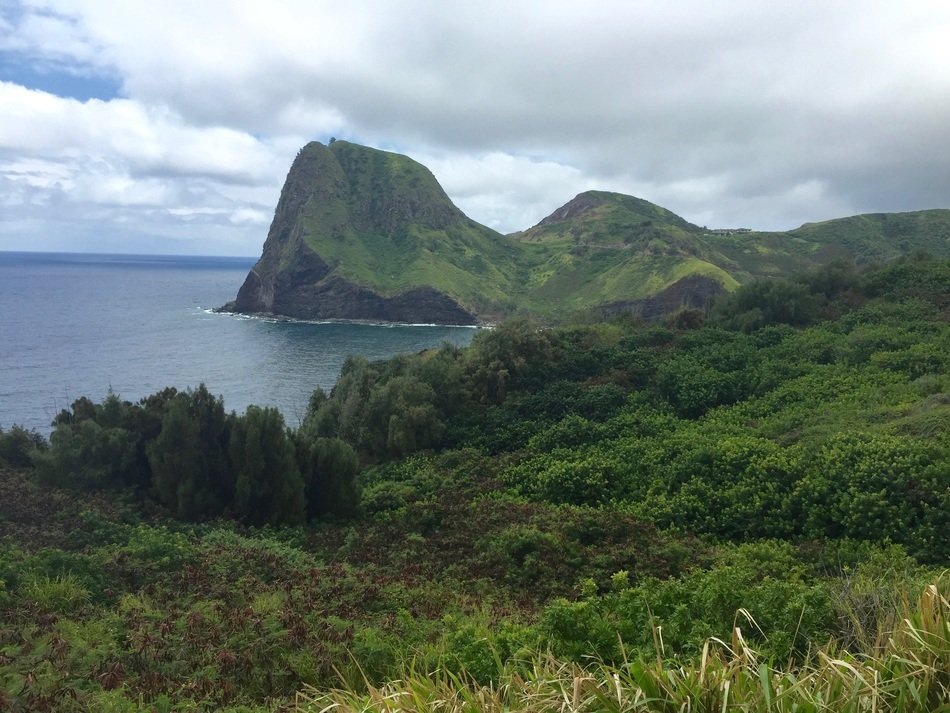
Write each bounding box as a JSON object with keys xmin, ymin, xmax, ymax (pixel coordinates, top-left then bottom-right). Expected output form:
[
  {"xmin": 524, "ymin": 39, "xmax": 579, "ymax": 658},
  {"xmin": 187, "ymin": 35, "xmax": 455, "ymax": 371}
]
[
  {"xmin": 0, "ymin": 55, "xmax": 122, "ymax": 100},
  {"xmin": 0, "ymin": 0, "xmax": 121, "ymax": 101}
]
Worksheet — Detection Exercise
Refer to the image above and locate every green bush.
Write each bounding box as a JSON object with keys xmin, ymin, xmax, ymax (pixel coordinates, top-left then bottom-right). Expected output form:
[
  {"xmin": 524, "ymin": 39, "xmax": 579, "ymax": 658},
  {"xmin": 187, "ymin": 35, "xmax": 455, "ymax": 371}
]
[
  {"xmin": 32, "ymin": 419, "xmax": 141, "ymax": 490},
  {"xmin": 0, "ymin": 424, "xmax": 47, "ymax": 467},
  {"xmin": 21, "ymin": 572, "xmax": 91, "ymax": 614},
  {"xmin": 502, "ymin": 450, "xmax": 618, "ymax": 506},
  {"xmin": 479, "ymin": 525, "xmax": 562, "ymax": 585},
  {"xmin": 791, "ymin": 433, "xmax": 949, "ymax": 559},
  {"xmin": 539, "ymin": 545, "xmax": 839, "ymax": 663}
]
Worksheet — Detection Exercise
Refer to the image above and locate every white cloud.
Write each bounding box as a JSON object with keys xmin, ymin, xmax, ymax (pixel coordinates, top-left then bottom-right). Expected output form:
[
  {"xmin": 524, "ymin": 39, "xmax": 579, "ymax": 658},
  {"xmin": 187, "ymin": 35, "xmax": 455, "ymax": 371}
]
[
  {"xmin": 14, "ymin": 10, "xmax": 99, "ymax": 64},
  {"xmin": 0, "ymin": 0, "xmax": 948, "ymax": 252},
  {"xmin": 420, "ymin": 151, "xmax": 599, "ymax": 231},
  {"xmin": 0, "ymin": 82, "xmax": 285, "ymax": 253},
  {"xmin": 1, "ymin": 83, "xmax": 282, "ymax": 181}
]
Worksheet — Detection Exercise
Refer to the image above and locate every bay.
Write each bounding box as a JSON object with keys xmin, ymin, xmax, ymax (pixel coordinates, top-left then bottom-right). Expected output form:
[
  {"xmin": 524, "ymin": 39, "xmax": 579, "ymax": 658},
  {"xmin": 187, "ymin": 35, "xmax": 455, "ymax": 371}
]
[{"xmin": 0, "ymin": 252, "xmax": 477, "ymax": 434}]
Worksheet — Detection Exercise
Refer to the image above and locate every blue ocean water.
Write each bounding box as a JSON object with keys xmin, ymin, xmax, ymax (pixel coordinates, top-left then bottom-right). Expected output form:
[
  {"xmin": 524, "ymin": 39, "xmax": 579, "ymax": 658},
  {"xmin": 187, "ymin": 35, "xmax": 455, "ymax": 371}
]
[{"xmin": 0, "ymin": 252, "xmax": 477, "ymax": 434}]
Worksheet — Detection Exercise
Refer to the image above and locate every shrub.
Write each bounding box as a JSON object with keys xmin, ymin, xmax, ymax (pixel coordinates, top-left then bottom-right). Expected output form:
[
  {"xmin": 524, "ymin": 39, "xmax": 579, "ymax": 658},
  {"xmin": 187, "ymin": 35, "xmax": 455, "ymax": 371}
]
[
  {"xmin": 21, "ymin": 573, "xmax": 91, "ymax": 614},
  {"xmin": 0, "ymin": 425, "xmax": 47, "ymax": 467},
  {"xmin": 32, "ymin": 420, "xmax": 141, "ymax": 490}
]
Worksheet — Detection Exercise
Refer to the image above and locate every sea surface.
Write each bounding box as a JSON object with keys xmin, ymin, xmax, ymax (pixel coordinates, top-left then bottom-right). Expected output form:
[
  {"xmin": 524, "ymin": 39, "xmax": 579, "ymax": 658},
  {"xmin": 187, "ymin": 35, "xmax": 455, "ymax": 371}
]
[{"xmin": 0, "ymin": 252, "xmax": 477, "ymax": 434}]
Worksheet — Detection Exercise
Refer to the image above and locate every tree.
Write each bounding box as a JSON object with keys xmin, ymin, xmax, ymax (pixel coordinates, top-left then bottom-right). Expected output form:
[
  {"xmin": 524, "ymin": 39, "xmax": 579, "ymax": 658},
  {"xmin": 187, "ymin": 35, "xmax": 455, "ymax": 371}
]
[
  {"xmin": 145, "ymin": 385, "xmax": 232, "ymax": 520},
  {"xmin": 229, "ymin": 406, "xmax": 304, "ymax": 526},
  {"xmin": 295, "ymin": 435, "xmax": 359, "ymax": 519},
  {"xmin": 709, "ymin": 279, "xmax": 818, "ymax": 331},
  {"xmin": 183, "ymin": 384, "xmax": 233, "ymax": 507},
  {"xmin": 32, "ymin": 419, "xmax": 140, "ymax": 490},
  {"xmin": 325, "ymin": 356, "xmax": 379, "ymax": 445},
  {"xmin": 363, "ymin": 376, "xmax": 444, "ymax": 456},
  {"xmin": 148, "ymin": 397, "xmax": 208, "ymax": 519},
  {"xmin": 0, "ymin": 425, "xmax": 47, "ymax": 468},
  {"xmin": 45, "ymin": 390, "xmax": 173, "ymax": 490},
  {"xmin": 465, "ymin": 318, "xmax": 553, "ymax": 404}
]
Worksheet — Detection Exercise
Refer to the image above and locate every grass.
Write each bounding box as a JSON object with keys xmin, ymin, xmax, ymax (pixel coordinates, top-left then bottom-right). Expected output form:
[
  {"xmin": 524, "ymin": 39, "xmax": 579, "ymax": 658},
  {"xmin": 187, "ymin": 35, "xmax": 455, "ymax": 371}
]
[
  {"xmin": 296, "ymin": 577, "xmax": 950, "ymax": 712},
  {"xmin": 20, "ymin": 573, "xmax": 91, "ymax": 614}
]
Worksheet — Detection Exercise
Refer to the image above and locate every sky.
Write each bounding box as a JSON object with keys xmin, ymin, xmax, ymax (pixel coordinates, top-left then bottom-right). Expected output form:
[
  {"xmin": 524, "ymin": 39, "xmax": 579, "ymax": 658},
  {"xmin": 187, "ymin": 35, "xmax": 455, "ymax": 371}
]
[{"xmin": 1, "ymin": 1, "xmax": 948, "ymax": 256}]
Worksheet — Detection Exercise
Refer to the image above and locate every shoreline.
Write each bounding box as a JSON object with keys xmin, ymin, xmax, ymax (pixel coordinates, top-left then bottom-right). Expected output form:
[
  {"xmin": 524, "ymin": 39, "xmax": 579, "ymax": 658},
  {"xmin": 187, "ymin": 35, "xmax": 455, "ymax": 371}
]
[{"xmin": 209, "ymin": 306, "xmax": 487, "ymax": 329}]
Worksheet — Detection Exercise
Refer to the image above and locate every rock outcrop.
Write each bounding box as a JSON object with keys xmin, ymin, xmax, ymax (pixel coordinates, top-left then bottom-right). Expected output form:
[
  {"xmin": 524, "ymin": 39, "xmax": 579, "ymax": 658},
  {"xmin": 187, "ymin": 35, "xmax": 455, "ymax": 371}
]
[
  {"xmin": 220, "ymin": 140, "xmax": 484, "ymax": 324},
  {"xmin": 597, "ymin": 274, "xmax": 726, "ymax": 322}
]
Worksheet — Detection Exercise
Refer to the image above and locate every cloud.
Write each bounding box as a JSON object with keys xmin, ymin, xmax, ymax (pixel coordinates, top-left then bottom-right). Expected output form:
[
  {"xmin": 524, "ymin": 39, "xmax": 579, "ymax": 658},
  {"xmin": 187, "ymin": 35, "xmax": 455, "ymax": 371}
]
[
  {"xmin": 0, "ymin": 0, "xmax": 948, "ymax": 254},
  {"xmin": 0, "ymin": 81, "xmax": 283, "ymax": 253},
  {"xmin": 418, "ymin": 151, "xmax": 597, "ymax": 232}
]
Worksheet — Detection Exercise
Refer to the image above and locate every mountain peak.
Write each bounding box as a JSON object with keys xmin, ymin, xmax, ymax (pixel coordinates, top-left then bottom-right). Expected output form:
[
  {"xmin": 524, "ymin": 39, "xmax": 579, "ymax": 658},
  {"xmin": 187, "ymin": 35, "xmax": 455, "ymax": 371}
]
[
  {"xmin": 528, "ymin": 190, "xmax": 700, "ymax": 234},
  {"xmin": 535, "ymin": 191, "xmax": 610, "ymax": 226},
  {"xmin": 321, "ymin": 140, "xmax": 465, "ymax": 233},
  {"xmin": 221, "ymin": 140, "xmax": 512, "ymax": 324}
]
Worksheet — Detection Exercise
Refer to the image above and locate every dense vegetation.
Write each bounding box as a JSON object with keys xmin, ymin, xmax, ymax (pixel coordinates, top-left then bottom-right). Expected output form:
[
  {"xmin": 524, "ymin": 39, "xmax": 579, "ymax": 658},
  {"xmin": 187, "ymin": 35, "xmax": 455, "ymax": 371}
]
[
  {"xmin": 1, "ymin": 255, "xmax": 948, "ymax": 711},
  {"xmin": 302, "ymin": 582, "xmax": 949, "ymax": 712}
]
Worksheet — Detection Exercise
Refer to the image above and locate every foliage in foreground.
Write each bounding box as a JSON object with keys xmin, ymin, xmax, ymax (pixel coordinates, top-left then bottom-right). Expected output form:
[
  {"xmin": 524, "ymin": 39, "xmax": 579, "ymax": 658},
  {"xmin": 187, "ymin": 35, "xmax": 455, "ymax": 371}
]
[
  {"xmin": 2, "ymin": 256, "xmax": 949, "ymax": 711},
  {"xmin": 299, "ymin": 578, "xmax": 950, "ymax": 713},
  {"xmin": 0, "ymin": 461, "xmax": 943, "ymax": 712},
  {"xmin": 15, "ymin": 257, "xmax": 950, "ymax": 557}
]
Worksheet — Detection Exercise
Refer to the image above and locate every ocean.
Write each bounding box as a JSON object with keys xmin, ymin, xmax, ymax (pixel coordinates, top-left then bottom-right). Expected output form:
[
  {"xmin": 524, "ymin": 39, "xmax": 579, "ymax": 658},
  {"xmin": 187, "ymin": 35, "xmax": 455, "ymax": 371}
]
[{"xmin": 0, "ymin": 252, "xmax": 477, "ymax": 434}]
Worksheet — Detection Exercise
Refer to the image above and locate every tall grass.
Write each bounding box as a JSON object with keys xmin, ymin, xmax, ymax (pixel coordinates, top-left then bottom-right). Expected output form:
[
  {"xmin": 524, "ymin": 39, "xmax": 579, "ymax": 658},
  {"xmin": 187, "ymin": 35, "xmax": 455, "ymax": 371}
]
[{"xmin": 296, "ymin": 577, "xmax": 949, "ymax": 712}]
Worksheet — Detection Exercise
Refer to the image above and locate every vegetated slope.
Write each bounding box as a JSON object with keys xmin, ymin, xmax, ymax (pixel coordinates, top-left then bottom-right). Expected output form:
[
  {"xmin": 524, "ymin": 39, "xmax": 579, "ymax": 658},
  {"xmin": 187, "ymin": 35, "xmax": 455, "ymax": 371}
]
[
  {"xmin": 709, "ymin": 208, "xmax": 950, "ymax": 278},
  {"xmin": 3, "ymin": 258, "xmax": 950, "ymax": 711},
  {"xmin": 225, "ymin": 140, "xmax": 950, "ymax": 324},
  {"xmin": 516, "ymin": 192, "xmax": 950, "ymax": 318},
  {"xmin": 511, "ymin": 190, "xmax": 739, "ymax": 318},
  {"xmin": 300, "ymin": 579, "xmax": 950, "ymax": 713}
]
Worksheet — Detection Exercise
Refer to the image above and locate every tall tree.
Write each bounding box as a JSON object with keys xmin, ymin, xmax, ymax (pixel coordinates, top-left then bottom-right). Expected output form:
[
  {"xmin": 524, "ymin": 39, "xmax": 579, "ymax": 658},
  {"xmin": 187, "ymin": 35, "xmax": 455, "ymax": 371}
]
[
  {"xmin": 148, "ymin": 396, "xmax": 209, "ymax": 519},
  {"xmin": 295, "ymin": 434, "xmax": 359, "ymax": 519},
  {"xmin": 230, "ymin": 406, "xmax": 305, "ymax": 525}
]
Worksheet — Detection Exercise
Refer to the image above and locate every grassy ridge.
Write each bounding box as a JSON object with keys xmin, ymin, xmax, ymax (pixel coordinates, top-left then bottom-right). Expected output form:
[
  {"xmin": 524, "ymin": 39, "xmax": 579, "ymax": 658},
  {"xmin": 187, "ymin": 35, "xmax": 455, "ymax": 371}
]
[{"xmin": 711, "ymin": 209, "xmax": 950, "ymax": 279}]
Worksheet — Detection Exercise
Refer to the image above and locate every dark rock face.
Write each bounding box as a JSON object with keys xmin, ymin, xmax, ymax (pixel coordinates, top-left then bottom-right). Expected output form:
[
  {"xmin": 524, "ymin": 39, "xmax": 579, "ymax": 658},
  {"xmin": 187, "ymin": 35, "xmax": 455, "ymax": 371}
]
[
  {"xmin": 273, "ymin": 278, "xmax": 478, "ymax": 324},
  {"xmin": 536, "ymin": 192, "xmax": 604, "ymax": 226},
  {"xmin": 597, "ymin": 274, "xmax": 726, "ymax": 322},
  {"xmin": 224, "ymin": 247, "xmax": 477, "ymax": 325}
]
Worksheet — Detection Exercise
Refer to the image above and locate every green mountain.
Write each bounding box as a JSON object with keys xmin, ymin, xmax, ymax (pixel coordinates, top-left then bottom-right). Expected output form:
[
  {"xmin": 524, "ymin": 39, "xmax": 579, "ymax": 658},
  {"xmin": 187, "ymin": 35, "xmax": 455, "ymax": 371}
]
[
  {"xmin": 510, "ymin": 190, "xmax": 739, "ymax": 318},
  {"xmin": 224, "ymin": 141, "xmax": 950, "ymax": 324}
]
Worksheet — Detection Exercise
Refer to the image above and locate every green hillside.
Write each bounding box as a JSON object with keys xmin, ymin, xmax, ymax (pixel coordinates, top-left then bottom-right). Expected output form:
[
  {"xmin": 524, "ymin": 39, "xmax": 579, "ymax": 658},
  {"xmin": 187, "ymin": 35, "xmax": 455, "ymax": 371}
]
[
  {"xmin": 511, "ymin": 191, "xmax": 737, "ymax": 316},
  {"xmin": 516, "ymin": 190, "xmax": 703, "ymax": 244},
  {"xmin": 707, "ymin": 209, "xmax": 950, "ymax": 279},
  {"xmin": 227, "ymin": 141, "xmax": 950, "ymax": 324}
]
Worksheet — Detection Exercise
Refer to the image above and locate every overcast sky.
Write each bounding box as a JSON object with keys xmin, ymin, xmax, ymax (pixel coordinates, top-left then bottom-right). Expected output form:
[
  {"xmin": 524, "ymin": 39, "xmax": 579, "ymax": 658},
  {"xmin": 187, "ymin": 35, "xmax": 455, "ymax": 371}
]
[{"xmin": 1, "ymin": 0, "xmax": 948, "ymax": 256}]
